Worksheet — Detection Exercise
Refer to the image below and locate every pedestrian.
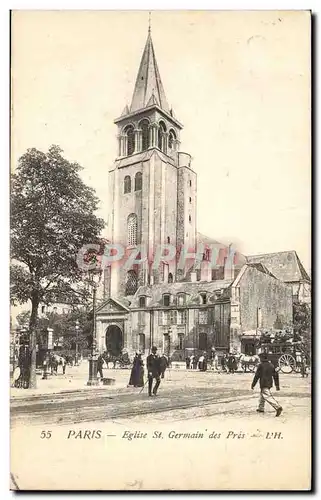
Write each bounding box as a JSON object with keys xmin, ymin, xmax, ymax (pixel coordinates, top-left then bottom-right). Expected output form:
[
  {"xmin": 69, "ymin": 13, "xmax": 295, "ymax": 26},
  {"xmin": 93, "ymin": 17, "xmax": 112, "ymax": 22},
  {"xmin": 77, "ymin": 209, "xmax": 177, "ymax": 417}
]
[
  {"xmin": 146, "ymin": 346, "xmax": 162, "ymax": 396},
  {"xmin": 214, "ymin": 353, "xmax": 219, "ymax": 371},
  {"xmin": 221, "ymin": 353, "xmax": 227, "ymax": 372},
  {"xmin": 301, "ymin": 354, "xmax": 308, "ymax": 378},
  {"xmin": 160, "ymin": 353, "xmax": 169, "ymax": 379},
  {"xmin": 192, "ymin": 355, "xmax": 198, "ymax": 370},
  {"xmin": 97, "ymin": 354, "xmax": 104, "ymax": 380},
  {"xmin": 203, "ymin": 353, "xmax": 208, "ymax": 372},
  {"xmin": 198, "ymin": 354, "xmax": 204, "ymax": 371},
  {"xmin": 61, "ymin": 356, "xmax": 66, "ymax": 375},
  {"xmin": 128, "ymin": 353, "xmax": 144, "ymax": 387},
  {"xmin": 186, "ymin": 356, "xmax": 191, "ymax": 369},
  {"xmin": 251, "ymin": 353, "xmax": 283, "ymax": 417}
]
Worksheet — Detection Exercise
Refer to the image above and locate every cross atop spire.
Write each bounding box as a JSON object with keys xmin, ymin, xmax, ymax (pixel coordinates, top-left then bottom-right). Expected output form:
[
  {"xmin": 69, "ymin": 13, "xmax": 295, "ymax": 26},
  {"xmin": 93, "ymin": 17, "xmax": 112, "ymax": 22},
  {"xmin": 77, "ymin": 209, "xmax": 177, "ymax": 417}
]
[
  {"xmin": 148, "ymin": 11, "xmax": 151, "ymax": 34},
  {"xmin": 129, "ymin": 30, "xmax": 170, "ymax": 114}
]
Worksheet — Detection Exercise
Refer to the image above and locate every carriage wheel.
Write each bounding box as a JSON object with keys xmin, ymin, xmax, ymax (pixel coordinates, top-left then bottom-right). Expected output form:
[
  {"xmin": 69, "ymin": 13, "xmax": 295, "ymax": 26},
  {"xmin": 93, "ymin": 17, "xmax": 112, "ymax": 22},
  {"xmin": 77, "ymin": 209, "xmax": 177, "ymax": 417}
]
[{"xmin": 278, "ymin": 354, "xmax": 296, "ymax": 373}]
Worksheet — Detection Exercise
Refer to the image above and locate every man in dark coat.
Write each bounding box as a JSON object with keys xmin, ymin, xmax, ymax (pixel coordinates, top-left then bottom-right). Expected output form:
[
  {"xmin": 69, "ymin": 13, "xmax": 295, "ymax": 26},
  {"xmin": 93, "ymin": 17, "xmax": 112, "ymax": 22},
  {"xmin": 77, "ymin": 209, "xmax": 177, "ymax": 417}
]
[
  {"xmin": 97, "ymin": 355, "xmax": 104, "ymax": 379},
  {"xmin": 147, "ymin": 346, "xmax": 162, "ymax": 396},
  {"xmin": 251, "ymin": 353, "xmax": 283, "ymax": 416},
  {"xmin": 160, "ymin": 354, "xmax": 169, "ymax": 379}
]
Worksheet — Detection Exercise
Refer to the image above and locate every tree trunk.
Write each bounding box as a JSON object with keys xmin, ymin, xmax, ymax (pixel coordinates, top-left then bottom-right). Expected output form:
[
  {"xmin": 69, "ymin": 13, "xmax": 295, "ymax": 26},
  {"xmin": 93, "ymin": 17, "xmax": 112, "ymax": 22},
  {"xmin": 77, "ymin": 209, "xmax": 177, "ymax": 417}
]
[{"xmin": 28, "ymin": 295, "xmax": 39, "ymax": 389}]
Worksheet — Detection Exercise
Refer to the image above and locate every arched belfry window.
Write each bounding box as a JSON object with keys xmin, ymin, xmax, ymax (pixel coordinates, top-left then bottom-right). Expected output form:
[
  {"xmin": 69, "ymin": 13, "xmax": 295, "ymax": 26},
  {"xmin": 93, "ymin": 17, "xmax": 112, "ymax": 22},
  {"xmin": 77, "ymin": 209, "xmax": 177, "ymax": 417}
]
[
  {"xmin": 127, "ymin": 213, "xmax": 138, "ymax": 246},
  {"xmin": 135, "ymin": 172, "xmax": 142, "ymax": 191},
  {"xmin": 125, "ymin": 125, "xmax": 135, "ymax": 156},
  {"xmin": 158, "ymin": 121, "xmax": 167, "ymax": 152},
  {"xmin": 168, "ymin": 272, "xmax": 173, "ymax": 283},
  {"xmin": 168, "ymin": 129, "xmax": 177, "ymax": 150},
  {"xmin": 140, "ymin": 119, "xmax": 150, "ymax": 151},
  {"xmin": 124, "ymin": 175, "xmax": 131, "ymax": 194},
  {"xmin": 126, "ymin": 270, "xmax": 138, "ymax": 296}
]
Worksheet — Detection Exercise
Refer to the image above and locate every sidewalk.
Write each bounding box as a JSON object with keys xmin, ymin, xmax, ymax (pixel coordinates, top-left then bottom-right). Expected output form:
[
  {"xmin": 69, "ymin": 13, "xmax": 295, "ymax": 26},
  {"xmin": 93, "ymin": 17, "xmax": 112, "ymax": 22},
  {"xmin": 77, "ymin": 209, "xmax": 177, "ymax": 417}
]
[{"xmin": 10, "ymin": 363, "xmax": 128, "ymax": 399}]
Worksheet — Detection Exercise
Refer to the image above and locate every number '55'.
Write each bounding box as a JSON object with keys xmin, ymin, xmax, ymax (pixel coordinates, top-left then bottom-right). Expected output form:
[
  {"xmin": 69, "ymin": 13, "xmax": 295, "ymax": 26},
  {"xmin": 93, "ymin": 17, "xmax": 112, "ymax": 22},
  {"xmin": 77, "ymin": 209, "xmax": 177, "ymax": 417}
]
[{"xmin": 40, "ymin": 431, "xmax": 52, "ymax": 439}]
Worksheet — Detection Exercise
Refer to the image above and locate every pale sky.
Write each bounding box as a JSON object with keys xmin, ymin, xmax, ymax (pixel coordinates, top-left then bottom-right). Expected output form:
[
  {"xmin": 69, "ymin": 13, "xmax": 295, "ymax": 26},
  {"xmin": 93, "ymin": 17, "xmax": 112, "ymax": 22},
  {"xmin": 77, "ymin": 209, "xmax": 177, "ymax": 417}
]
[{"xmin": 11, "ymin": 10, "xmax": 311, "ymax": 272}]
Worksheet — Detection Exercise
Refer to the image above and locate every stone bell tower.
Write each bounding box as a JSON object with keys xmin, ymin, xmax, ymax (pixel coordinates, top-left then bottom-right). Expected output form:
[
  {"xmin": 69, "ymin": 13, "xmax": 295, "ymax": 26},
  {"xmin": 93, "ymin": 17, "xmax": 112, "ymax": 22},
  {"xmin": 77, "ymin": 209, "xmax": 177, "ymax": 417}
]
[{"xmin": 106, "ymin": 27, "xmax": 197, "ymax": 300}]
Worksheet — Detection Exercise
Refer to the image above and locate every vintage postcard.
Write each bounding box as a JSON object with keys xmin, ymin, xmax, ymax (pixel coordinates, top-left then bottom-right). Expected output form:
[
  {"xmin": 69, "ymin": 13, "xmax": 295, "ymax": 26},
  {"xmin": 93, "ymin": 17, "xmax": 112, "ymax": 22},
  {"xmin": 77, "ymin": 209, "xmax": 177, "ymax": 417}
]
[{"xmin": 10, "ymin": 10, "xmax": 311, "ymax": 490}]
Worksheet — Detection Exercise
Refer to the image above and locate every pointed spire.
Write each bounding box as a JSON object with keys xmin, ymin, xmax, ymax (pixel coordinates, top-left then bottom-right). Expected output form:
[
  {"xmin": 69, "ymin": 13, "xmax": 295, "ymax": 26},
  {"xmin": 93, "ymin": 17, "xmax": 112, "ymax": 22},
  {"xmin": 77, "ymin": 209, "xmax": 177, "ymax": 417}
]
[
  {"xmin": 130, "ymin": 30, "xmax": 170, "ymax": 114},
  {"xmin": 121, "ymin": 104, "xmax": 130, "ymax": 117}
]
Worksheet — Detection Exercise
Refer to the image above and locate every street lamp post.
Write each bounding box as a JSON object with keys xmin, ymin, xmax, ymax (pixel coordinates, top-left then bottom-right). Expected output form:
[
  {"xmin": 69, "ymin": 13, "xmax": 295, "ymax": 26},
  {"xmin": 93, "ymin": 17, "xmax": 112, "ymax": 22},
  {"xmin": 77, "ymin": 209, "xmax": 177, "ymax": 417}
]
[
  {"xmin": 87, "ymin": 270, "xmax": 102, "ymax": 386},
  {"xmin": 167, "ymin": 326, "xmax": 172, "ymax": 366}
]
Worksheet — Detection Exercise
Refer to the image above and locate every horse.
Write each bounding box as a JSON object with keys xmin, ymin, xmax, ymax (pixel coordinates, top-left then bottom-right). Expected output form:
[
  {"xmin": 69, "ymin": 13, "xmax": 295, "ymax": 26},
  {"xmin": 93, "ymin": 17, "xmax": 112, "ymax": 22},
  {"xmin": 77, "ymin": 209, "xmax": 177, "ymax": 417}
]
[{"xmin": 239, "ymin": 353, "xmax": 260, "ymax": 373}]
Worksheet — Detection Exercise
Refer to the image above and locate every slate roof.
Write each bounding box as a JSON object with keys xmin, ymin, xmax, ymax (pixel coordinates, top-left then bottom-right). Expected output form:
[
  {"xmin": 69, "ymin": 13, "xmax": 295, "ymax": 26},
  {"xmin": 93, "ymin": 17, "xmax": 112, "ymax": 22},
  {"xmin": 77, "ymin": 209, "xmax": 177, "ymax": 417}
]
[
  {"xmin": 130, "ymin": 32, "xmax": 170, "ymax": 114},
  {"xmin": 131, "ymin": 280, "xmax": 233, "ymax": 308},
  {"xmin": 116, "ymin": 149, "xmax": 176, "ymax": 169},
  {"xmin": 247, "ymin": 251, "xmax": 310, "ymax": 283}
]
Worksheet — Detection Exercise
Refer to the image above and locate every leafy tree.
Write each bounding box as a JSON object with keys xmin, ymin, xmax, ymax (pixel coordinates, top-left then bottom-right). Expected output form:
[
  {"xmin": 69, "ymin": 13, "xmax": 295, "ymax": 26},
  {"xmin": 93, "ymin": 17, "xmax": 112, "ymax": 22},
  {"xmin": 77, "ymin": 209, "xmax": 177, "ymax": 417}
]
[{"xmin": 11, "ymin": 145, "xmax": 105, "ymax": 388}]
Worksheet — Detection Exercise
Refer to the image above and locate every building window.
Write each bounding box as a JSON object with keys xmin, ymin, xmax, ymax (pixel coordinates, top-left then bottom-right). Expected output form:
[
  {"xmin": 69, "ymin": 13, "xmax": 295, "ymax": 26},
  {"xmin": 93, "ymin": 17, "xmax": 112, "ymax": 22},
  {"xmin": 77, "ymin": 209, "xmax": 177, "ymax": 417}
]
[
  {"xmin": 196, "ymin": 269, "xmax": 201, "ymax": 281},
  {"xmin": 124, "ymin": 175, "xmax": 131, "ymax": 194},
  {"xmin": 212, "ymin": 267, "xmax": 224, "ymax": 280},
  {"xmin": 198, "ymin": 310, "xmax": 208, "ymax": 324},
  {"xmin": 200, "ymin": 293, "xmax": 207, "ymax": 305},
  {"xmin": 177, "ymin": 294, "xmax": 185, "ymax": 306},
  {"xmin": 170, "ymin": 310, "xmax": 177, "ymax": 324},
  {"xmin": 158, "ymin": 121, "xmax": 167, "ymax": 152},
  {"xmin": 189, "ymin": 180, "xmax": 192, "ymax": 187},
  {"xmin": 41, "ymin": 305, "xmax": 45, "ymax": 314},
  {"xmin": 178, "ymin": 334, "xmax": 184, "ymax": 350},
  {"xmin": 139, "ymin": 296, "xmax": 146, "ymax": 308},
  {"xmin": 203, "ymin": 249, "xmax": 210, "ymax": 261},
  {"xmin": 168, "ymin": 129, "xmax": 176, "ymax": 149},
  {"xmin": 139, "ymin": 333, "xmax": 146, "ymax": 351},
  {"xmin": 127, "ymin": 213, "xmax": 138, "ymax": 246},
  {"xmin": 125, "ymin": 270, "xmax": 138, "ymax": 296},
  {"xmin": 163, "ymin": 294, "xmax": 170, "ymax": 307},
  {"xmin": 189, "ymin": 197, "xmax": 192, "ymax": 203},
  {"xmin": 140, "ymin": 119, "xmax": 150, "ymax": 151},
  {"xmin": 138, "ymin": 310, "xmax": 145, "ymax": 326},
  {"xmin": 189, "ymin": 215, "xmax": 192, "ymax": 223},
  {"xmin": 163, "ymin": 263, "xmax": 169, "ymax": 283},
  {"xmin": 167, "ymin": 236, "xmax": 170, "ymax": 243},
  {"xmin": 158, "ymin": 310, "xmax": 177, "ymax": 326},
  {"xmin": 199, "ymin": 332, "xmax": 208, "ymax": 351},
  {"xmin": 125, "ymin": 125, "xmax": 135, "ymax": 156},
  {"xmin": 177, "ymin": 309, "xmax": 187, "ymax": 325},
  {"xmin": 134, "ymin": 172, "xmax": 142, "ymax": 191},
  {"xmin": 168, "ymin": 273, "xmax": 173, "ymax": 284}
]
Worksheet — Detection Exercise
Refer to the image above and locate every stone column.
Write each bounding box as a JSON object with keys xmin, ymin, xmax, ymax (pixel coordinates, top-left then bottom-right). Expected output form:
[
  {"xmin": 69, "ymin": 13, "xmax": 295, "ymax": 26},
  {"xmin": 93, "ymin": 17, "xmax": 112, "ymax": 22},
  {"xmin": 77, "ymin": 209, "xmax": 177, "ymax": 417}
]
[
  {"xmin": 163, "ymin": 132, "xmax": 169, "ymax": 154},
  {"xmin": 134, "ymin": 128, "xmax": 141, "ymax": 153},
  {"xmin": 149, "ymin": 123, "xmax": 159, "ymax": 148},
  {"xmin": 123, "ymin": 135, "xmax": 128, "ymax": 157}
]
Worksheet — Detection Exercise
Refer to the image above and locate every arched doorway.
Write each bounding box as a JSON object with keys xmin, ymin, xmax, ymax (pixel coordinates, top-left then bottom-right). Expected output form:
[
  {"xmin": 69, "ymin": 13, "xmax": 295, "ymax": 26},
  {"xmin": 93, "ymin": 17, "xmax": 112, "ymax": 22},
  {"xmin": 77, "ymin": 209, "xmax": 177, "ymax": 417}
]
[{"xmin": 106, "ymin": 325, "xmax": 123, "ymax": 356}]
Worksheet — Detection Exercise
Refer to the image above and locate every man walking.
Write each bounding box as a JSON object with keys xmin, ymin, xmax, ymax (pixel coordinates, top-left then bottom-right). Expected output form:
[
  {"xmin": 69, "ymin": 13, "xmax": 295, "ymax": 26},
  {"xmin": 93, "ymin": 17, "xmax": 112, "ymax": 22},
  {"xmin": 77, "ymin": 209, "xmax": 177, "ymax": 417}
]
[
  {"xmin": 251, "ymin": 353, "xmax": 283, "ymax": 417},
  {"xmin": 147, "ymin": 346, "xmax": 162, "ymax": 396}
]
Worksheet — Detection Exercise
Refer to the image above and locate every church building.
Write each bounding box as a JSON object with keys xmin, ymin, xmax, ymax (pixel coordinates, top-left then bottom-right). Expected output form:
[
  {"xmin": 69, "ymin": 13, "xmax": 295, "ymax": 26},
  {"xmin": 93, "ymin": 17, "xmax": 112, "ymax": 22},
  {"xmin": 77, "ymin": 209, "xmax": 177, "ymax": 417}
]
[{"xmin": 96, "ymin": 27, "xmax": 296, "ymax": 359}]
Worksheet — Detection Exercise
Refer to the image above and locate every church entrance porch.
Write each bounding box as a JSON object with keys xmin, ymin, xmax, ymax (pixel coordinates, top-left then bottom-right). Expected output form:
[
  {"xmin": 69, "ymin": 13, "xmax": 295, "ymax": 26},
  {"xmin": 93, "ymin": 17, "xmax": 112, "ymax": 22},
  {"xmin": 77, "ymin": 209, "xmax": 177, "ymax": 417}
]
[{"xmin": 106, "ymin": 325, "xmax": 123, "ymax": 357}]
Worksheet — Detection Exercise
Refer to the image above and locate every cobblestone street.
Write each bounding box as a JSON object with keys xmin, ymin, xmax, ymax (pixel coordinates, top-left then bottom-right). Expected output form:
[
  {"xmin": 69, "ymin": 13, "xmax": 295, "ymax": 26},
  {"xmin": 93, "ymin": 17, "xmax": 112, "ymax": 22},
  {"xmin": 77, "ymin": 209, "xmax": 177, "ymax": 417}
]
[
  {"xmin": 11, "ymin": 363, "xmax": 311, "ymax": 425},
  {"xmin": 10, "ymin": 365, "xmax": 311, "ymax": 490}
]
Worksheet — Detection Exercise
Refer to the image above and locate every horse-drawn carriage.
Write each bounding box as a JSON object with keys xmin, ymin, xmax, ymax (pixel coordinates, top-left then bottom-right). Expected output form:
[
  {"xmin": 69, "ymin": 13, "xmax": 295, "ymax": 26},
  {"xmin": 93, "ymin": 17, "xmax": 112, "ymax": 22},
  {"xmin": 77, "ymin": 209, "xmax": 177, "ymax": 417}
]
[
  {"xmin": 260, "ymin": 341, "xmax": 310, "ymax": 374},
  {"xmin": 103, "ymin": 351, "xmax": 131, "ymax": 369}
]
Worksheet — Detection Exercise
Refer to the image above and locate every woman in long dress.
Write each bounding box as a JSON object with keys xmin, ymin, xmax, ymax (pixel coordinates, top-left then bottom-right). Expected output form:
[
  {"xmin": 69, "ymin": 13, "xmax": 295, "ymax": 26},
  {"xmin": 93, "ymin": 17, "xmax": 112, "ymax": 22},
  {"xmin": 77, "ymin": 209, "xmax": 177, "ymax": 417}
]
[{"xmin": 128, "ymin": 353, "xmax": 144, "ymax": 387}]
